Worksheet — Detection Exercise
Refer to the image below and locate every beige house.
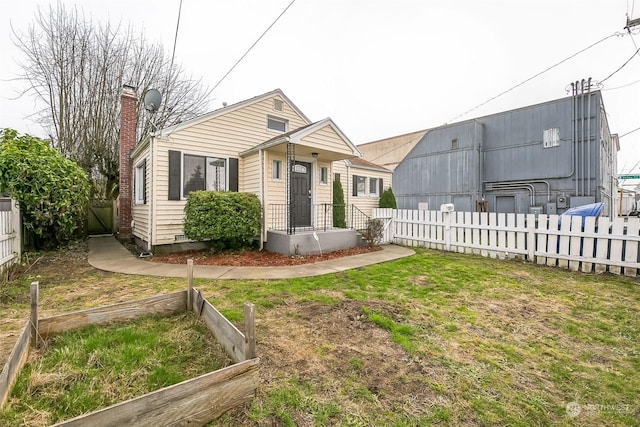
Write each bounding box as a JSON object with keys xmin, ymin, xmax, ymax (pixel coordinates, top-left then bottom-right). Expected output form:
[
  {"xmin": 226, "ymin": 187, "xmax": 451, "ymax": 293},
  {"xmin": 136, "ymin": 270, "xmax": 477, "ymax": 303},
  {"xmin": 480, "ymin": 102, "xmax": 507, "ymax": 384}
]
[{"xmin": 119, "ymin": 88, "xmax": 392, "ymax": 254}]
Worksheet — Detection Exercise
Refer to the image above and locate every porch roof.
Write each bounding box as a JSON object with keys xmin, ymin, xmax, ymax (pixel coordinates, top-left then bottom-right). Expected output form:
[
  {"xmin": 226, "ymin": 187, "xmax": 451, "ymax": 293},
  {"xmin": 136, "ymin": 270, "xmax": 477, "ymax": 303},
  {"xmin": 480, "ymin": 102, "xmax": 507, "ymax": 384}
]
[{"xmin": 239, "ymin": 118, "xmax": 362, "ymax": 161}]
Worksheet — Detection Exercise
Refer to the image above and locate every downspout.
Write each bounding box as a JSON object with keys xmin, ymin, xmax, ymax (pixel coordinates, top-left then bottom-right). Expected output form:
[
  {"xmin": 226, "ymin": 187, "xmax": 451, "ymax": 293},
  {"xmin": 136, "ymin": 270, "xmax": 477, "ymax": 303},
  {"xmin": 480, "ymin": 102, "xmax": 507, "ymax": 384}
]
[
  {"xmin": 259, "ymin": 149, "xmax": 264, "ymax": 250},
  {"xmin": 580, "ymin": 79, "xmax": 586, "ymax": 196},
  {"xmin": 573, "ymin": 82, "xmax": 578, "ymax": 197},
  {"xmin": 587, "ymin": 77, "xmax": 592, "ymax": 196},
  {"xmin": 147, "ymin": 136, "xmax": 153, "ymax": 250}
]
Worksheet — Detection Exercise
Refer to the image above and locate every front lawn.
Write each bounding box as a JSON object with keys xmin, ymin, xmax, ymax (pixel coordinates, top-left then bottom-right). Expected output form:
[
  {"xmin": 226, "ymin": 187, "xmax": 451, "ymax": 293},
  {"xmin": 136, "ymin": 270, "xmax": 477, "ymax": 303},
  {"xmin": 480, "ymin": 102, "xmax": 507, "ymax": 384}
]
[{"xmin": 1, "ymin": 244, "xmax": 638, "ymax": 425}]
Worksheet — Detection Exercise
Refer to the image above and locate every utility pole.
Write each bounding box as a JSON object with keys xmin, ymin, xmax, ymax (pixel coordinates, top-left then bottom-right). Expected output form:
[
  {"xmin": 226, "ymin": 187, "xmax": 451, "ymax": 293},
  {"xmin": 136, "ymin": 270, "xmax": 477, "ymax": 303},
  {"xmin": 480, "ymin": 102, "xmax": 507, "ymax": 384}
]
[{"xmin": 625, "ymin": 15, "xmax": 640, "ymax": 31}]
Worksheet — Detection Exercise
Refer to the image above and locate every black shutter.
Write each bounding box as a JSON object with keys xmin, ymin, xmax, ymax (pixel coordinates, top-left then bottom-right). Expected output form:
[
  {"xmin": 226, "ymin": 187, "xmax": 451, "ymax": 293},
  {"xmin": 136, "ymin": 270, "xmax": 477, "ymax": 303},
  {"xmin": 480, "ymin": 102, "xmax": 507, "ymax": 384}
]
[
  {"xmin": 142, "ymin": 159, "xmax": 147, "ymax": 204},
  {"xmin": 228, "ymin": 157, "xmax": 239, "ymax": 192},
  {"xmin": 352, "ymin": 175, "xmax": 358, "ymax": 197},
  {"xmin": 379, "ymin": 178, "xmax": 383, "ymax": 197},
  {"xmin": 168, "ymin": 150, "xmax": 181, "ymax": 200}
]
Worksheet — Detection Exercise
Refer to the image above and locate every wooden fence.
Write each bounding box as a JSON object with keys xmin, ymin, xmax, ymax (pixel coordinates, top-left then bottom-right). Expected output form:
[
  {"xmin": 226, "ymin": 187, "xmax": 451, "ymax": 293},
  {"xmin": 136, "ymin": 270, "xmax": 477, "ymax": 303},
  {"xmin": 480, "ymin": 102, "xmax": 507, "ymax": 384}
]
[
  {"xmin": 0, "ymin": 264, "xmax": 258, "ymax": 425},
  {"xmin": 0, "ymin": 197, "xmax": 20, "ymax": 272},
  {"xmin": 372, "ymin": 208, "xmax": 640, "ymax": 277}
]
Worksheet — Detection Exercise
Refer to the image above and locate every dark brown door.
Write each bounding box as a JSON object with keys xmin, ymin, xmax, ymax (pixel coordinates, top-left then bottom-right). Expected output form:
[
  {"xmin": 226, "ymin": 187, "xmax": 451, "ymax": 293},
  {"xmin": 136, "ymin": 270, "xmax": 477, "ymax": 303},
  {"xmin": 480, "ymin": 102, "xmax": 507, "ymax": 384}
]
[{"xmin": 291, "ymin": 161, "xmax": 311, "ymax": 227}]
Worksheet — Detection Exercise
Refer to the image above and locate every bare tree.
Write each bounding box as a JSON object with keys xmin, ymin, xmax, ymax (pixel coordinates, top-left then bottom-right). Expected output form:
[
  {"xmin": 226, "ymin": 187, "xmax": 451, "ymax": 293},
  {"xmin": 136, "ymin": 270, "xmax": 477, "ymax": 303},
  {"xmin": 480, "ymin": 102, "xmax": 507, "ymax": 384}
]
[{"xmin": 13, "ymin": 3, "xmax": 210, "ymax": 197}]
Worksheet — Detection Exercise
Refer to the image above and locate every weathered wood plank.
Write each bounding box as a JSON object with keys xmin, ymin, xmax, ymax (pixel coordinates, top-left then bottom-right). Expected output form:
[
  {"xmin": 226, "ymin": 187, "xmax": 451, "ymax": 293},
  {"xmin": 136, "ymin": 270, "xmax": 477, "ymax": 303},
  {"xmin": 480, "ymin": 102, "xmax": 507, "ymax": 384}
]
[
  {"xmin": 595, "ymin": 217, "xmax": 611, "ymax": 274},
  {"xmin": 193, "ymin": 290, "xmax": 246, "ymax": 363},
  {"xmin": 610, "ymin": 219, "xmax": 625, "ymax": 275},
  {"xmin": 546, "ymin": 215, "xmax": 559, "ymax": 267},
  {"xmin": 0, "ymin": 322, "xmax": 31, "ymax": 409},
  {"xmin": 244, "ymin": 303, "xmax": 256, "ymax": 360},
  {"xmin": 569, "ymin": 216, "xmax": 583, "ymax": 272},
  {"xmin": 39, "ymin": 292, "xmax": 186, "ymax": 338},
  {"xmin": 581, "ymin": 216, "xmax": 596, "ymax": 273},
  {"xmin": 623, "ymin": 219, "xmax": 639, "ymax": 277},
  {"xmin": 30, "ymin": 282, "xmax": 38, "ymax": 348},
  {"xmin": 472, "ymin": 212, "xmax": 481, "ymax": 255},
  {"xmin": 52, "ymin": 358, "xmax": 260, "ymax": 427}
]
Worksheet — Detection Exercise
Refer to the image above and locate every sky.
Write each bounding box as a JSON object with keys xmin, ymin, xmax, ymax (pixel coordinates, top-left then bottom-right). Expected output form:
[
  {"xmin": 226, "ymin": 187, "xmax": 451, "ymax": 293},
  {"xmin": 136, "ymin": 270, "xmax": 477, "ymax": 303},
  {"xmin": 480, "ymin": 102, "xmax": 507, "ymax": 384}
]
[{"xmin": 1, "ymin": 0, "xmax": 639, "ymax": 185}]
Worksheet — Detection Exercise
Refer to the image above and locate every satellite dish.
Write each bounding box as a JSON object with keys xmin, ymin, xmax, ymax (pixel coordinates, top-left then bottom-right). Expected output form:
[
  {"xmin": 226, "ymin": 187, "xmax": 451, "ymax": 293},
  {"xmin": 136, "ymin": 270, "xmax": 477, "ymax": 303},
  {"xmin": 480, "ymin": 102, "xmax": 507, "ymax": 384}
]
[{"xmin": 143, "ymin": 89, "xmax": 162, "ymax": 113}]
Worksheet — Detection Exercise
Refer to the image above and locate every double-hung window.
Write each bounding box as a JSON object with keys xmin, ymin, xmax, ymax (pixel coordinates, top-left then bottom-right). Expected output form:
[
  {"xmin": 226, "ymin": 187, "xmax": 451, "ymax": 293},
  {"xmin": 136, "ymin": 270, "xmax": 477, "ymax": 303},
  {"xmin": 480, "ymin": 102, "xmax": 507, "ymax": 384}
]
[
  {"xmin": 369, "ymin": 177, "xmax": 379, "ymax": 197},
  {"xmin": 134, "ymin": 161, "xmax": 146, "ymax": 204},
  {"xmin": 353, "ymin": 175, "xmax": 366, "ymax": 196},
  {"xmin": 182, "ymin": 154, "xmax": 227, "ymax": 197}
]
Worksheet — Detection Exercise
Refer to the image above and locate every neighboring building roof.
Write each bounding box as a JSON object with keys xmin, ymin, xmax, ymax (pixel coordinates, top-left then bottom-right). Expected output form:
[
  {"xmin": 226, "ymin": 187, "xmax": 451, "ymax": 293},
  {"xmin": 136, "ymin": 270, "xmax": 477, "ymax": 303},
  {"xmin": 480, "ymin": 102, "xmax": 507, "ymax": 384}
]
[
  {"xmin": 156, "ymin": 88, "xmax": 311, "ymax": 137},
  {"xmin": 345, "ymin": 156, "xmax": 390, "ymax": 173},
  {"xmin": 357, "ymin": 128, "xmax": 429, "ymax": 171},
  {"xmin": 240, "ymin": 118, "xmax": 362, "ymax": 158}
]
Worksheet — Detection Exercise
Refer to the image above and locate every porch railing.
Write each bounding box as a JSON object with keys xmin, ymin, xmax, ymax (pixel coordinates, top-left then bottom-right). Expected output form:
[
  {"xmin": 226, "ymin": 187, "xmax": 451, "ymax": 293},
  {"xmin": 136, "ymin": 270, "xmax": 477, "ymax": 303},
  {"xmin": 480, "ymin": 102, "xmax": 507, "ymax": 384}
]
[{"xmin": 269, "ymin": 204, "xmax": 369, "ymax": 234}]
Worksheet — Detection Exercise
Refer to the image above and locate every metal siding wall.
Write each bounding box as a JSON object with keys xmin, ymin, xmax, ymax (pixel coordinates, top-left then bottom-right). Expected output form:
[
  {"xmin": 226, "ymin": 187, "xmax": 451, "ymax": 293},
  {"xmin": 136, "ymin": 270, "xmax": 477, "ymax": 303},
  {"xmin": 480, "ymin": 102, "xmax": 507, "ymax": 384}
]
[{"xmin": 394, "ymin": 93, "xmax": 612, "ymax": 214}]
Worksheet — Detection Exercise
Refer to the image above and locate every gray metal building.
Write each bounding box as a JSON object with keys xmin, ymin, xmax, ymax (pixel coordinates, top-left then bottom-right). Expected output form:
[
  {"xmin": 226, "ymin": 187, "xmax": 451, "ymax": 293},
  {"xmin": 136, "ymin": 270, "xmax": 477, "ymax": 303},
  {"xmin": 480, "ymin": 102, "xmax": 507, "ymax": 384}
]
[{"xmin": 393, "ymin": 87, "xmax": 619, "ymax": 216}]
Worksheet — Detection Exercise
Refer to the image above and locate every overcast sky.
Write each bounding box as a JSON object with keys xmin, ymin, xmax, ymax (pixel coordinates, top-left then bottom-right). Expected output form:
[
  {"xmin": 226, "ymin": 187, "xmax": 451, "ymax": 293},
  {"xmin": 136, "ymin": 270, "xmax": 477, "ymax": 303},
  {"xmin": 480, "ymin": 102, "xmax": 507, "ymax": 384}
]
[{"xmin": 2, "ymin": 0, "xmax": 639, "ymax": 181}]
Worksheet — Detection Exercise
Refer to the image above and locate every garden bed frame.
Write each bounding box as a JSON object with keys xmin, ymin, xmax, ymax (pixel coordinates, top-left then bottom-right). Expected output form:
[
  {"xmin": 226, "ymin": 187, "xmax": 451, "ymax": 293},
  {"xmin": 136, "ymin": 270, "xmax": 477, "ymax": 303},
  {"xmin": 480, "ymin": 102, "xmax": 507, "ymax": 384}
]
[{"xmin": 0, "ymin": 259, "xmax": 258, "ymax": 426}]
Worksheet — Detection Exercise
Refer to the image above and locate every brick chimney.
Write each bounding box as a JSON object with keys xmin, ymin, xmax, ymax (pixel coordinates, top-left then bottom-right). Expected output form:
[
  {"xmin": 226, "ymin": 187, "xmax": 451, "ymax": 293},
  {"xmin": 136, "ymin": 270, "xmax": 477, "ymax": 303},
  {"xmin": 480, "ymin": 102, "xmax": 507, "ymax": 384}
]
[{"xmin": 118, "ymin": 84, "xmax": 137, "ymax": 238}]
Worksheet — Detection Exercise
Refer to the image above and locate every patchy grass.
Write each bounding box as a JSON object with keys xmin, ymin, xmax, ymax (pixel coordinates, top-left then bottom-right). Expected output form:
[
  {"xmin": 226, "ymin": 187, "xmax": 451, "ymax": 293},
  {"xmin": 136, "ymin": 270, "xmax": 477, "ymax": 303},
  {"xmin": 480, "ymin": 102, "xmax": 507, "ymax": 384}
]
[
  {"xmin": 1, "ymin": 243, "xmax": 639, "ymax": 426},
  {"xmin": 0, "ymin": 313, "xmax": 231, "ymax": 426}
]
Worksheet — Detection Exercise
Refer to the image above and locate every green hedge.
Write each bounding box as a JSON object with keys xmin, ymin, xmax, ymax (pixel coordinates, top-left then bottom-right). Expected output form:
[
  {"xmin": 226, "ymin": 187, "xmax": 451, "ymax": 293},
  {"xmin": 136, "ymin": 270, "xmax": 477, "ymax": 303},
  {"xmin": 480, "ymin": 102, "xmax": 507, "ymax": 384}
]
[
  {"xmin": 0, "ymin": 129, "xmax": 90, "ymax": 249},
  {"xmin": 183, "ymin": 191, "xmax": 261, "ymax": 250}
]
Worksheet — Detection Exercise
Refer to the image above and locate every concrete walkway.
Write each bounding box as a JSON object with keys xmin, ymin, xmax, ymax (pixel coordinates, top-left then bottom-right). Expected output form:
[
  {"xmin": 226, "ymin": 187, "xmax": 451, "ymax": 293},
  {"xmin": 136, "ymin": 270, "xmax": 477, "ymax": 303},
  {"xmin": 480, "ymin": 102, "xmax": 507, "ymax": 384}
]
[{"xmin": 88, "ymin": 236, "xmax": 415, "ymax": 280}]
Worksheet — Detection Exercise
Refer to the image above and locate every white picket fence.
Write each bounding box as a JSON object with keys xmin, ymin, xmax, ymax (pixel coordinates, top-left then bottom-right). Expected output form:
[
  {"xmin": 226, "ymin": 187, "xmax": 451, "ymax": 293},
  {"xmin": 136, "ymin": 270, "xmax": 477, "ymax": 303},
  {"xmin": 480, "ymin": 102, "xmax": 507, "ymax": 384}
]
[
  {"xmin": 372, "ymin": 208, "xmax": 640, "ymax": 277},
  {"xmin": 0, "ymin": 198, "xmax": 21, "ymax": 272}
]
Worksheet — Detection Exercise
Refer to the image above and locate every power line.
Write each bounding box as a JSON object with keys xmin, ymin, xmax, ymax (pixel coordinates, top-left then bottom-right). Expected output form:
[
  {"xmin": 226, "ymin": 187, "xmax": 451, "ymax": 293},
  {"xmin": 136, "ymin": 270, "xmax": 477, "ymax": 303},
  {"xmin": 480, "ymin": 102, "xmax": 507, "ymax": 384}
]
[
  {"xmin": 602, "ymin": 77, "xmax": 640, "ymax": 91},
  {"xmin": 600, "ymin": 45, "xmax": 640, "ymax": 84},
  {"xmin": 170, "ymin": 0, "xmax": 184, "ymax": 71},
  {"xmin": 206, "ymin": 0, "xmax": 297, "ymax": 99},
  {"xmin": 619, "ymin": 126, "xmax": 640, "ymax": 138},
  {"xmin": 445, "ymin": 32, "xmax": 622, "ymax": 124}
]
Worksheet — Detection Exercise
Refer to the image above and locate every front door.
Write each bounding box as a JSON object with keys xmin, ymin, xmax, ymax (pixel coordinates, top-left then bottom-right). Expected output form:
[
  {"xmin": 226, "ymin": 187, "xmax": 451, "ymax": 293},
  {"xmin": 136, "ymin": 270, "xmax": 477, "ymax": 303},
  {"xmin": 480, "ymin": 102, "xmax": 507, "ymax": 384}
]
[{"xmin": 291, "ymin": 161, "xmax": 311, "ymax": 228}]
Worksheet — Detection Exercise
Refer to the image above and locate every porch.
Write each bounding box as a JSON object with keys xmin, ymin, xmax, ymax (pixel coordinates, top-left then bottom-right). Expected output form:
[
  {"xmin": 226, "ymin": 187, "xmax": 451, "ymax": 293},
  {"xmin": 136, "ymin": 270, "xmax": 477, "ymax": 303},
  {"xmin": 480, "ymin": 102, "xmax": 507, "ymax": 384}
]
[{"xmin": 266, "ymin": 203, "xmax": 371, "ymax": 255}]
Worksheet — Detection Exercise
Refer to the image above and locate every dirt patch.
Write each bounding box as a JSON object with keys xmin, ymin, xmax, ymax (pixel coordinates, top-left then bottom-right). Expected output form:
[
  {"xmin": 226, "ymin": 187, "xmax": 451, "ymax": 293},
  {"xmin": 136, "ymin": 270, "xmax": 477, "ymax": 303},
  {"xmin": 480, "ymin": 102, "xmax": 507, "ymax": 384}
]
[
  {"xmin": 255, "ymin": 300, "xmax": 438, "ymax": 419},
  {"xmin": 150, "ymin": 246, "xmax": 382, "ymax": 267}
]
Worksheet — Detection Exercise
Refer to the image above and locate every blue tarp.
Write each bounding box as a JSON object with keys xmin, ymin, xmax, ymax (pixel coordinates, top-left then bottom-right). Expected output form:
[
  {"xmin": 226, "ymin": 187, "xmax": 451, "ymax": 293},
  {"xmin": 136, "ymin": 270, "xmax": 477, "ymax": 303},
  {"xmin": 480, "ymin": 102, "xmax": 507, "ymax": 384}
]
[{"xmin": 560, "ymin": 202, "xmax": 604, "ymax": 219}]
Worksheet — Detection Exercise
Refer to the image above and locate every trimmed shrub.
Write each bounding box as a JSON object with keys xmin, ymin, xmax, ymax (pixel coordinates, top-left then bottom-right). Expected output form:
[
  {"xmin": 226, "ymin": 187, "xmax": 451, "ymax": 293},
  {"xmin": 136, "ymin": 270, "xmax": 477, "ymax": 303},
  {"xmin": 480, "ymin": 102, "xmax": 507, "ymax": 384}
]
[
  {"xmin": 0, "ymin": 129, "xmax": 90, "ymax": 249},
  {"xmin": 183, "ymin": 191, "xmax": 261, "ymax": 250},
  {"xmin": 333, "ymin": 178, "xmax": 346, "ymax": 228},
  {"xmin": 362, "ymin": 218, "xmax": 384, "ymax": 247},
  {"xmin": 379, "ymin": 187, "xmax": 397, "ymax": 209}
]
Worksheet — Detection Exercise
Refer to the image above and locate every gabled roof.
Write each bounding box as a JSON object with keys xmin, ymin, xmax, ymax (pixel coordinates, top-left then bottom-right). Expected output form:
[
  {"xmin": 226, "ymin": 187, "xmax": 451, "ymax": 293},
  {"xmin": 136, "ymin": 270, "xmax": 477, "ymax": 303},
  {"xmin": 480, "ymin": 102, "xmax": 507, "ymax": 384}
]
[
  {"xmin": 156, "ymin": 88, "xmax": 311, "ymax": 137},
  {"xmin": 240, "ymin": 118, "xmax": 362, "ymax": 157},
  {"xmin": 345, "ymin": 156, "xmax": 390, "ymax": 172}
]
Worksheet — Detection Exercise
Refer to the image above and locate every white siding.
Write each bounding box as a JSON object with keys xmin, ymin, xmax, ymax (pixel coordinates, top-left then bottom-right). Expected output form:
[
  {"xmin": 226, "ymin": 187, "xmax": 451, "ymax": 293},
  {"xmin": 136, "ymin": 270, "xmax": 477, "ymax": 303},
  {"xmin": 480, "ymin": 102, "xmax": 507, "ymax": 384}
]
[{"xmin": 132, "ymin": 146, "xmax": 151, "ymax": 244}]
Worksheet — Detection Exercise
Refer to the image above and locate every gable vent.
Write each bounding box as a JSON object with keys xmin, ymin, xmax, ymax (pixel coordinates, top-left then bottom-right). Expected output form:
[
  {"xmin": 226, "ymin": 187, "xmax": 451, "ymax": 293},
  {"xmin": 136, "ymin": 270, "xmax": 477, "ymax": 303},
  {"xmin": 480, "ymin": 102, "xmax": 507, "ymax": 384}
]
[{"xmin": 274, "ymin": 99, "xmax": 284, "ymax": 112}]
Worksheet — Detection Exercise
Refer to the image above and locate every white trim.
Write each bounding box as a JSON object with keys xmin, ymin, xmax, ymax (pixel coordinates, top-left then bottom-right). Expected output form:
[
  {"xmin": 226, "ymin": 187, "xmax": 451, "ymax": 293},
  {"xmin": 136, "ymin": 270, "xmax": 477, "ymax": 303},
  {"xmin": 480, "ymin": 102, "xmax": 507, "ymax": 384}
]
[
  {"xmin": 272, "ymin": 159, "xmax": 283, "ymax": 181},
  {"xmin": 134, "ymin": 162, "xmax": 146, "ymax": 205},
  {"xmin": 267, "ymin": 115, "xmax": 288, "ymax": 133}
]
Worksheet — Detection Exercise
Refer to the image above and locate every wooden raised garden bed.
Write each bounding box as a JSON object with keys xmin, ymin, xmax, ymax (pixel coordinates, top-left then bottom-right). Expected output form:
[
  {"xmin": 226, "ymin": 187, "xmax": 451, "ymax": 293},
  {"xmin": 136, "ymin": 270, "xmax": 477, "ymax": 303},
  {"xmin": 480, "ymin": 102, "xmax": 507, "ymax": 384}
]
[{"xmin": 0, "ymin": 261, "xmax": 258, "ymax": 426}]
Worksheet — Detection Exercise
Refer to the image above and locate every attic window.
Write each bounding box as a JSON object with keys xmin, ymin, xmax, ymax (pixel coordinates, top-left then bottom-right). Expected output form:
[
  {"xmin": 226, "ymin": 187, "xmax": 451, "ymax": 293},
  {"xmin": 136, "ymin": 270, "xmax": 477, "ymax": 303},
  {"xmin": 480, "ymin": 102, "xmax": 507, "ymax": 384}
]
[
  {"xmin": 267, "ymin": 117, "xmax": 287, "ymax": 133},
  {"xmin": 274, "ymin": 99, "xmax": 284, "ymax": 112}
]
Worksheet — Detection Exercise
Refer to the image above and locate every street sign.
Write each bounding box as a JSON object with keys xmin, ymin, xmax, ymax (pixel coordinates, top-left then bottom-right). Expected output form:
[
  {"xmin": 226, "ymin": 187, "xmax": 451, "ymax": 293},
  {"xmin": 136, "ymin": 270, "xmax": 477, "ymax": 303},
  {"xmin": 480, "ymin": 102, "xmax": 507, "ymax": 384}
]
[{"xmin": 618, "ymin": 174, "xmax": 640, "ymax": 180}]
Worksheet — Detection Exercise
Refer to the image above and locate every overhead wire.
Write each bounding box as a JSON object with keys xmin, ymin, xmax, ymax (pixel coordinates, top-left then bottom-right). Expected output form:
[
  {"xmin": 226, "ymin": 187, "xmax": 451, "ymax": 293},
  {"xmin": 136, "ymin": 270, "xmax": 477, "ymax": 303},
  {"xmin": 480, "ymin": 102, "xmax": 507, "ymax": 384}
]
[
  {"xmin": 205, "ymin": 0, "xmax": 297, "ymax": 99},
  {"xmin": 619, "ymin": 126, "xmax": 640, "ymax": 138},
  {"xmin": 445, "ymin": 31, "xmax": 623, "ymax": 124},
  {"xmin": 599, "ymin": 45, "xmax": 640, "ymax": 84},
  {"xmin": 170, "ymin": 0, "xmax": 183, "ymax": 72}
]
